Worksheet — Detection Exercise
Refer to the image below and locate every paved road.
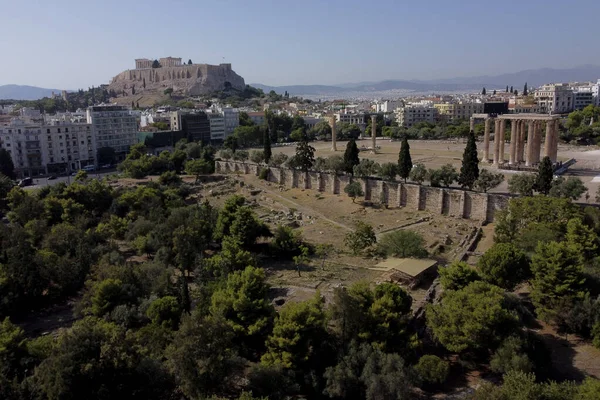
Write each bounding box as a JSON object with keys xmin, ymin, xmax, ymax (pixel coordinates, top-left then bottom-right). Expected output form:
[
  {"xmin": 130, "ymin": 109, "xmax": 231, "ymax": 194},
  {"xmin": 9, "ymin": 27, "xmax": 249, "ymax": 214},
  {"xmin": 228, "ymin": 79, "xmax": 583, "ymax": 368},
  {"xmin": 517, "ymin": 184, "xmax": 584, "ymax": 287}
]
[{"xmin": 24, "ymin": 170, "xmax": 117, "ymax": 189}]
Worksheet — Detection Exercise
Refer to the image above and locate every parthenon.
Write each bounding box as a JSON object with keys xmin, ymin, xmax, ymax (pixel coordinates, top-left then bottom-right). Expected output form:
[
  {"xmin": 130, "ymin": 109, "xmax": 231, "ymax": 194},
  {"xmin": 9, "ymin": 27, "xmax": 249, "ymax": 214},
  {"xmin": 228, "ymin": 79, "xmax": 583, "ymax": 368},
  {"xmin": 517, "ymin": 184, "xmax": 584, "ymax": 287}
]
[{"xmin": 470, "ymin": 113, "xmax": 561, "ymax": 167}]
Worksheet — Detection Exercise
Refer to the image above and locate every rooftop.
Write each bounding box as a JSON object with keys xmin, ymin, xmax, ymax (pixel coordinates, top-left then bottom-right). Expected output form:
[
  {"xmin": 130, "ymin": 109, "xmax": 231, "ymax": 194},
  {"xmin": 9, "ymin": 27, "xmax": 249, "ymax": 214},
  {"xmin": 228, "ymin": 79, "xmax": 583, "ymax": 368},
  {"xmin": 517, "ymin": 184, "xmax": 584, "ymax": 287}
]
[{"xmin": 370, "ymin": 258, "xmax": 437, "ymax": 277}]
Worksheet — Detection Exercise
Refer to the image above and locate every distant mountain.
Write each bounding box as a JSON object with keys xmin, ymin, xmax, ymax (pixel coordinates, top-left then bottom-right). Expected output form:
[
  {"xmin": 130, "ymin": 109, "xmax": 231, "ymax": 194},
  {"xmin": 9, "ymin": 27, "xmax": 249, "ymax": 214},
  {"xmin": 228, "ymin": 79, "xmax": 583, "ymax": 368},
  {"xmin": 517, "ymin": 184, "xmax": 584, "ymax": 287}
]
[
  {"xmin": 253, "ymin": 65, "xmax": 600, "ymax": 98},
  {"xmin": 0, "ymin": 85, "xmax": 64, "ymax": 100}
]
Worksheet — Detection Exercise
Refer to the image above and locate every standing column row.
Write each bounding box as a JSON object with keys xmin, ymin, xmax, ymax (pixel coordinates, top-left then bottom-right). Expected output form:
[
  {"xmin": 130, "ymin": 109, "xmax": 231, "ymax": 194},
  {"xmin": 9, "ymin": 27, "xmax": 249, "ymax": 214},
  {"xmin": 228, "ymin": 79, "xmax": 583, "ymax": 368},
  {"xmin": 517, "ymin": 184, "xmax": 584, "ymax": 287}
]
[{"xmin": 482, "ymin": 118, "xmax": 491, "ymax": 163}]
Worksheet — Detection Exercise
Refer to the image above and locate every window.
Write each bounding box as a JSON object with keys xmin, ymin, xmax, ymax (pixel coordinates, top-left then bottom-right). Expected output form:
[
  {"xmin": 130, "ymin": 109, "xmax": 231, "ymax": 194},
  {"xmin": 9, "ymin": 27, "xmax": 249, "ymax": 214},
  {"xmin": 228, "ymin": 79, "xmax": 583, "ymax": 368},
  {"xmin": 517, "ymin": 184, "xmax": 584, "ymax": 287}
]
[
  {"xmin": 48, "ymin": 136, "xmax": 51, "ymax": 141},
  {"xmin": 65, "ymin": 128, "xmax": 69, "ymax": 133},
  {"xmin": 58, "ymin": 129, "xmax": 61, "ymax": 133},
  {"xmin": 50, "ymin": 157, "xmax": 54, "ymax": 163},
  {"xmin": 59, "ymin": 135, "xmax": 62, "ymax": 139},
  {"xmin": 47, "ymin": 129, "xmax": 50, "ymax": 133}
]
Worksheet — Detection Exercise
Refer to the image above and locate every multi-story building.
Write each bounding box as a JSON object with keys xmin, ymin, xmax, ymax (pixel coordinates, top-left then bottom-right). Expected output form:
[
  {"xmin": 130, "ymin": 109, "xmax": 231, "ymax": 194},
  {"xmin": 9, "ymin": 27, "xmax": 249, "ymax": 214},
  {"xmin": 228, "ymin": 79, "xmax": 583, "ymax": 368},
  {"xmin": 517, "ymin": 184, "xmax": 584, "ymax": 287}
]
[
  {"xmin": 375, "ymin": 100, "xmax": 402, "ymax": 113},
  {"xmin": 86, "ymin": 105, "xmax": 138, "ymax": 159},
  {"xmin": 247, "ymin": 111, "xmax": 265, "ymax": 126},
  {"xmin": 171, "ymin": 111, "xmax": 211, "ymax": 144},
  {"xmin": 434, "ymin": 102, "xmax": 484, "ymax": 122},
  {"xmin": 395, "ymin": 104, "xmax": 438, "ymax": 127},
  {"xmin": 335, "ymin": 112, "xmax": 366, "ymax": 126},
  {"xmin": 593, "ymin": 79, "xmax": 600, "ymax": 106},
  {"xmin": 219, "ymin": 107, "xmax": 239, "ymax": 137},
  {"xmin": 208, "ymin": 114, "xmax": 225, "ymax": 142},
  {"xmin": 572, "ymin": 87, "xmax": 594, "ymax": 110},
  {"xmin": 0, "ymin": 119, "xmax": 95, "ymax": 177},
  {"xmin": 534, "ymin": 83, "xmax": 574, "ymax": 114}
]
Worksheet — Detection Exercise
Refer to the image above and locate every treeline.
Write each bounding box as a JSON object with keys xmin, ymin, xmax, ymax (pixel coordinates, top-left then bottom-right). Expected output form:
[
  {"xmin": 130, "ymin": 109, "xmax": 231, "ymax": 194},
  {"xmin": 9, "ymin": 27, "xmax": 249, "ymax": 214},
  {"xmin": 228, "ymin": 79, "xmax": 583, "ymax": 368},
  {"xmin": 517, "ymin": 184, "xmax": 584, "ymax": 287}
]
[
  {"xmin": 7, "ymin": 87, "xmax": 116, "ymax": 114},
  {"xmin": 564, "ymin": 105, "xmax": 600, "ymax": 144}
]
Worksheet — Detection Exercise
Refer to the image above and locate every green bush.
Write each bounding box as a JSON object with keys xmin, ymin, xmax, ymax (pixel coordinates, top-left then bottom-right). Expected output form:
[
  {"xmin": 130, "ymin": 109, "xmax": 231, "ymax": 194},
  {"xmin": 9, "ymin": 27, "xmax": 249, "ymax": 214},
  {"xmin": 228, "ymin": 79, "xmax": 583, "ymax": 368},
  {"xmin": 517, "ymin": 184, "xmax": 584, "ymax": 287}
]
[
  {"xmin": 415, "ymin": 355, "xmax": 449, "ymax": 386},
  {"xmin": 378, "ymin": 230, "xmax": 427, "ymax": 258},
  {"xmin": 439, "ymin": 261, "xmax": 480, "ymax": 291},
  {"xmin": 159, "ymin": 171, "xmax": 182, "ymax": 186},
  {"xmin": 259, "ymin": 167, "xmax": 269, "ymax": 180}
]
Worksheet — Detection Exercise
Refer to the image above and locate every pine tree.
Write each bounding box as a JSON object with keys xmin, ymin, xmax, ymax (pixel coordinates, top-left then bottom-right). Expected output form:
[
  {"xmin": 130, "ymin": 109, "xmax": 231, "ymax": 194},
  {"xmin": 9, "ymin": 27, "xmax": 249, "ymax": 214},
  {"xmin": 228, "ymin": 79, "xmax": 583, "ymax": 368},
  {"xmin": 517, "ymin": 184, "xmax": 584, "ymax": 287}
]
[
  {"xmin": 506, "ymin": 85, "xmax": 509, "ymax": 93},
  {"xmin": 493, "ymin": 90, "xmax": 497, "ymax": 95},
  {"xmin": 458, "ymin": 130, "xmax": 480, "ymax": 189},
  {"xmin": 143, "ymin": 78, "xmax": 146, "ymax": 89},
  {"xmin": 510, "ymin": 86, "xmax": 513, "ymax": 93},
  {"xmin": 482, "ymin": 87, "xmax": 487, "ymax": 95},
  {"xmin": 343, "ymin": 139, "xmax": 360, "ymax": 174},
  {"xmin": 397, "ymin": 136, "xmax": 412, "ymax": 182},
  {"xmin": 263, "ymin": 129, "xmax": 272, "ymax": 164},
  {"xmin": 523, "ymin": 82, "xmax": 528, "ymax": 96},
  {"xmin": 0, "ymin": 148, "xmax": 15, "ymax": 179},
  {"xmin": 535, "ymin": 156, "xmax": 553, "ymax": 195},
  {"xmin": 188, "ymin": 59, "xmax": 192, "ymax": 65}
]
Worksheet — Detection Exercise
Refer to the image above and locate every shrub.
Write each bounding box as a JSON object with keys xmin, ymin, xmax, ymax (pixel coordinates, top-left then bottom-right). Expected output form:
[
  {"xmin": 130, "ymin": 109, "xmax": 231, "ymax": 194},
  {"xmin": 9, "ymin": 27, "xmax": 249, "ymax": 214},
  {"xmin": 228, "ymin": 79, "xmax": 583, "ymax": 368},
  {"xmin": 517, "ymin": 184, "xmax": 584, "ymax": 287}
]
[
  {"xmin": 344, "ymin": 221, "xmax": 376, "ymax": 256},
  {"xmin": 478, "ymin": 243, "xmax": 530, "ymax": 290},
  {"xmin": 159, "ymin": 171, "xmax": 182, "ymax": 186},
  {"xmin": 271, "ymin": 225, "xmax": 303, "ymax": 257},
  {"xmin": 439, "ymin": 261, "xmax": 480, "ymax": 291},
  {"xmin": 490, "ymin": 336, "xmax": 533, "ymax": 374},
  {"xmin": 378, "ymin": 230, "xmax": 428, "ymax": 258},
  {"xmin": 344, "ymin": 181, "xmax": 364, "ymax": 203},
  {"xmin": 258, "ymin": 167, "xmax": 269, "ymax": 180},
  {"xmin": 415, "ymin": 355, "xmax": 450, "ymax": 386}
]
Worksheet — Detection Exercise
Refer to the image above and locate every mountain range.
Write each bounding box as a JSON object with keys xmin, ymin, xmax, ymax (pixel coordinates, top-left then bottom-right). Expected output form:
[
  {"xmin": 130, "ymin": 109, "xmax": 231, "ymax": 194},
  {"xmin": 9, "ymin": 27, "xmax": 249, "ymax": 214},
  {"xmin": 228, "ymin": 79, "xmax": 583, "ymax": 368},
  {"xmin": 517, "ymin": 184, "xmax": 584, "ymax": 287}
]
[
  {"xmin": 251, "ymin": 65, "xmax": 600, "ymax": 98},
  {"xmin": 0, "ymin": 85, "xmax": 65, "ymax": 100},
  {"xmin": 3, "ymin": 65, "xmax": 600, "ymax": 101}
]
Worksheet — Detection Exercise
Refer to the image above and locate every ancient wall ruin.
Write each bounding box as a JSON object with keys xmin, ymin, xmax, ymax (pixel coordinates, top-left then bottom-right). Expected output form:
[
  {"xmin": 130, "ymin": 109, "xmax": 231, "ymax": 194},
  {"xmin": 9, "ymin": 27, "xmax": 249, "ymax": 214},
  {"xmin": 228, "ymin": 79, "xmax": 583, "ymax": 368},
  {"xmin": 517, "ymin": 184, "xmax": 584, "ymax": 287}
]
[{"xmin": 216, "ymin": 161, "xmax": 510, "ymax": 222}]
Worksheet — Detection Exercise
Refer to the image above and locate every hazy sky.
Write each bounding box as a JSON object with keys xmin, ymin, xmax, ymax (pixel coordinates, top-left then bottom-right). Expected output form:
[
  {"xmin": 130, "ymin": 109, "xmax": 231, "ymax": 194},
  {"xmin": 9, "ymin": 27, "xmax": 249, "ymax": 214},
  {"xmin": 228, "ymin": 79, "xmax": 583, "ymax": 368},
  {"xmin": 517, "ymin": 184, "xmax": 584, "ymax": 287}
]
[{"xmin": 1, "ymin": 0, "xmax": 599, "ymax": 89}]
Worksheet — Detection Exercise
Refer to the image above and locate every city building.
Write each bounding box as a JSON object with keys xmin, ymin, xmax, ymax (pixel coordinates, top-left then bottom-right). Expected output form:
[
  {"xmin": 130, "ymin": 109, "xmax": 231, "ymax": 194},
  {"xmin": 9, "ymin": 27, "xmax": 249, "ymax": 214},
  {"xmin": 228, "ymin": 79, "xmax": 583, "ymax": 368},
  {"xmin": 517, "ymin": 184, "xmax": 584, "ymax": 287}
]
[
  {"xmin": 0, "ymin": 119, "xmax": 95, "ymax": 178},
  {"xmin": 572, "ymin": 87, "xmax": 594, "ymax": 110},
  {"xmin": 593, "ymin": 79, "xmax": 600, "ymax": 106},
  {"xmin": 534, "ymin": 83, "xmax": 574, "ymax": 114},
  {"xmin": 375, "ymin": 100, "xmax": 402, "ymax": 113},
  {"xmin": 434, "ymin": 102, "xmax": 484, "ymax": 122},
  {"xmin": 335, "ymin": 112, "xmax": 366, "ymax": 126},
  {"xmin": 86, "ymin": 105, "xmax": 138, "ymax": 159},
  {"xmin": 172, "ymin": 111, "xmax": 211, "ymax": 144},
  {"xmin": 394, "ymin": 104, "xmax": 438, "ymax": 127},
  {"xmin": 247, "ymin": 111, "xmax": 266, "ymax": 126},
  {"xmin": 208, "ymin": 114, "xmax": 225, "ymax": 142}
]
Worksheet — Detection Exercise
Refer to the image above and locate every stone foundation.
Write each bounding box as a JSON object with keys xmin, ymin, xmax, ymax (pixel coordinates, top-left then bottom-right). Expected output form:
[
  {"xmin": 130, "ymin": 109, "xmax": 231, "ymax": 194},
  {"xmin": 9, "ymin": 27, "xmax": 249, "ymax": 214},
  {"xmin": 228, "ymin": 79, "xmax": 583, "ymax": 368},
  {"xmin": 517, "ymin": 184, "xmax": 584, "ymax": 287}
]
[{"xmin": 217, "ymin": 161, "xmax": 511, "ymax": 222}]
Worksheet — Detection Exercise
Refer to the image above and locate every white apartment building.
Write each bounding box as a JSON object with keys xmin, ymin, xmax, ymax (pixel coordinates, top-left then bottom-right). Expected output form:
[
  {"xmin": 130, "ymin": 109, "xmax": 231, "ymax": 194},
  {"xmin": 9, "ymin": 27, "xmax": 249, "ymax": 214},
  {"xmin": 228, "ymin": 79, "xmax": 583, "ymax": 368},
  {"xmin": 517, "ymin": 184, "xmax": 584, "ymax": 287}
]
[
  {"xmin": 434, "ymin": 101, "xmax": 484, "ymax": 122},
  {"xmin": 247, "ymin": 112, "xmax": 265, "ymax": 126},
  {"xmin": 375, "ymin": 100, "xmax": 402, "ymax": 113},
  {"xmin": 335, "ymin": 112, "xmax": 366, "ymax": 126},
  {"xmin": 572, "ymin": 87, "xmax": 594, "ymax": 110},
  {"xmin": 395, "ymin": 104, "xmax": 438, "ymax": 127},
  {"xmin": 0, "ymin": 119, "xmax": 95, "ymax": 178},
  {"xmin": 219, "ymin": 107, "xmax": 239, "ymax": 137},
  {"xmin": 534, "ymin": 83, "xmax": 574, "ymax": 114},
  {"xmin": 593, "ymin": 79, "xmax": 600, "ymax": 106},
  {"xmin": 86, "ymin": 105, "xmax": 138, "ymax": 158},
  {"xmin": 208, "ymin": 114, "xmax": 225, "ymax": 141}
]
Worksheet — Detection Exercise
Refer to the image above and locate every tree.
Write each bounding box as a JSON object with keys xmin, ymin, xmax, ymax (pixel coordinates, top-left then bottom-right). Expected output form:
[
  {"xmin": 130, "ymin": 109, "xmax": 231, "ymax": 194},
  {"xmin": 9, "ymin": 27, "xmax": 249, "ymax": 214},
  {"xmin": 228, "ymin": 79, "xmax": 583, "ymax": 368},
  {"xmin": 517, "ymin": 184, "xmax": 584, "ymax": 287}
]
[
  {"xmin": 596, "ymin": 186, "xmax": 600, "ymax": 203},
  {"xmin": 146, "ymin": 296, "xmax": 181, "ymax": 330},
  {"xmin": 426, "ymin": 281, "xmax": 517, "ymax": 353},
  {"xmin": 210, "ymin": 266, "xmax": 275, "ymax": 357},
  {"xmin": 344, "ymin": 221, "xmax": 376, "ymax": 255},
  {"xmin": 474, "ymin": 169, "xmax": 504, "ymax": 193},
  {"xmin": 482, "ymin": 87, "xmax": 487, "ymax": 95},
  {"xmin": 343, "ymin": 139, "xmax": 360, "ymax": 174},
  {"xmin": 250, "ymin": 150, "xmax": 265, "ymax": 164},
  {"xmin": 523, "ymin": 82, "xmax": 528, "ymax": 96},
  {"xmin": 293, "ymin": 140, "xmax": 315, "ymax": 172},
  {"xmin": 379, "ymin": 163, "xmax": 397, "ymax": 181},
  {"xmin": 493, "ymin": 89, "xmax": 497, "ymax": 95},
  {"xmin": 344, "ymin": 181, "xmax": 364, "ymax": 203},
  {"xmin": 0, "ymin": 148, "xmax": 15, "ymax": 180},
  {"xmin": 224, "ymin": 135, "xmax": 238, "ymax": 153},
  {"xmin": 478, "ymin": 243, "xmax": 530, "ymax": 290},
  {"xmin": 490, "ymin": 336, "xmax": 533, "ymax": 374},
  {"xmin": 409, "ymin": 163, "xmax": 427, "ymax": 184},
  {"xmin": 378, "ymin": 230, "xmax": 428, "ymax": 258},
  {"xmin": 535, "ymin": 156, "xmax": 553, "ymax": 195},
  {"xmin": 188, "ymin": 59, "xmax": 192, "ymax": 65},
  {"xmin": 430, "ymin": 164, "xmax": 458, "ymax": 187},
  {"xmin": 142, "ymin": 78, "xmax": 146, "ymax": 89},
  {"xmin": 185, "ymin": 158, "xmax": 212, "ymax": 182},
  {"xmin": 565, "ymin": 217, "xmax": 598, "ymax": 260},
  {"xmin": 530, "ymin": 241, "xmax": 585, "ymax": 321},
  {"xmin": 397, "ymin": 136, "xmax": 413, "ymax": 182},
  {"xmin": 353, "ymin": 159, "xmax": 380, "ymax": 178},
  {"xmin": 229, "ymin": 206, "xmax": 271, "ymax": 248},
  {"xmin": 167, "ymin": 313, "xmax": 240, "ymax": 398},
  {"xmin": 439, "ymin": 261, "xmax": 481, "ymax": 291},
  {"xmin": 458, "ymin": 131, "xmax": 480, "ymax": 189},
  {"xmin": 268, "ymin": 153, "xmax": 287, "ymax": 167},
  {"xmin": 163, "ymin": 88, "xmax": 173, "ymax": 96},
  {"xmin": 0, "ymin": 173, "xmax": 14, "ymax": 201},
  {"xmin": 152, "ymin": 59, "xmax": 160, "ymax": 68},
  {"xmin": 415, "ymin": 355, "xmax": 450, "ymax": 387},
  {"xmin": 510, "ymin": 86, "xmax": 513, "ymax": 93},
  {"xmin": 324, "ymin": 342, "xmax": 414, "ymax": 400},
  {"xmin": 549, "ymin": 176, "xmax": 587, "ymax": 200},
  {"xmin": 261, "ymin": 293, "xmax": 328, "ymax": 371},
  {"xmin": 508, "ymin": 173, "xmax": 536, "ymax": 196}
]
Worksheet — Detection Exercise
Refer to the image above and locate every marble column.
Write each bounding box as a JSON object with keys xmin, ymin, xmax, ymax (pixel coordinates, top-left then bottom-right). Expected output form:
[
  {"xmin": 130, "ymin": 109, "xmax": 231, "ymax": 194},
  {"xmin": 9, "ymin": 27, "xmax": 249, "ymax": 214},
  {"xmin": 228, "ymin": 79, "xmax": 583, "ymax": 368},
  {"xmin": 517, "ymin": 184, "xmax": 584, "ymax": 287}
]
[
  {"xmin": 493, "ymin": 119, "xmax": 500, "ymax": 165},
  {"xmin": 518, "ymin": 120, "xmax": 526, "ymax": 163},
  {"xmin": 330, "ymin": 116, "xmax": 337, "ymax": 151},
  {"xmin": 525, "ymin": 121, "xmax": 535, "ymax": 166},
  {"xmin": 498, "ymin": 120, "xmax": 505, "ymax": 165},
  {"xmin": 483, "ymin": 118, "xmax": 491, "ymax": 162},
  {"xmin": 544, "ymin": 120, "xmax": 553, "ymax": 160},
  {"xmin": 371, "ymin": 115, "xmax": 377, "ymax": 152},
  {"xmin": 550, "ymin": 119, "xmax": 559, "ymax": 163},
  {"xmin": 470, "ymin": 117, "xmax": 475, "ymax": 132},
  {"xmin": 533, "ymin": 121, "xmax": 542, "ymax": 165},
  {"xmin": 509, "ymin": 120, "xmax": 517, "ymax": 165}
]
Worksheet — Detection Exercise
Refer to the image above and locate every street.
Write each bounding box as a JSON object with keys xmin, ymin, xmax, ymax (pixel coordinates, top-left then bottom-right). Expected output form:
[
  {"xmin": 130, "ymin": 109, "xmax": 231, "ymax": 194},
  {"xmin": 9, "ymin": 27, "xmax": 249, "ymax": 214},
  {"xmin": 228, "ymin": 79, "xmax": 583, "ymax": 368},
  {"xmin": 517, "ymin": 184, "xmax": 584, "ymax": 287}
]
[{"xmin": 25, "ymin": 170, "xmax": 118, "ymax": 189}]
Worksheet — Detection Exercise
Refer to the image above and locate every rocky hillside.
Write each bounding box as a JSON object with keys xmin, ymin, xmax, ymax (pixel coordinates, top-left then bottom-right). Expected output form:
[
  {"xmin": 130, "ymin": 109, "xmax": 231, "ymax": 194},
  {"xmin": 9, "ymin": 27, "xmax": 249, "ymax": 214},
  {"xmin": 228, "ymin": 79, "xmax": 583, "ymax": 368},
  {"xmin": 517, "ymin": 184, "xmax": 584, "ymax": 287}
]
[{"xmin": 108, "ymin": 63, "xmax": 245, "ymax": 97}]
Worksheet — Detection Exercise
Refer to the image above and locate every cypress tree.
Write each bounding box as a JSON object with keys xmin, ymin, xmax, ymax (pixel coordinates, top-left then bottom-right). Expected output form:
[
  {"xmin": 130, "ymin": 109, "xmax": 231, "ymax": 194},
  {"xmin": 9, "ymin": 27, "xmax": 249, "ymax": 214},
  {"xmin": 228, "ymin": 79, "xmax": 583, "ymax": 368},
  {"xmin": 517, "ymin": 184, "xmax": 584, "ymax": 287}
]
[
  {"xmin": 510, "ymin": 86, "xmax": 513, "ymax": 93},
  {"xmin": 458, "ymin": 130, "xmax": 480, "ymax": 189},
  {"xmin": 263, "ymin": 129, "xmax": 272, "ymax": 164},
  {"xmin": 535, "ymin": 156, "xmax": 553, "ymax": 195},
  {"xmin": 343, "ymin": 139, "xmax": 360, "ymax": 174},
  {"xmin": 523, "ymin": 82, "xmax": 528, "ymax": 96},
  {"xmin": 506, "ymin": 85, "xmax": 509, "ymax": 93},
  {"xmin": 482, "ymin": 87, "xmax": 487, "ymax": 95},
  {"xmin": 397, "ymin": 136, "xmax": 413, "ymax": 182}
]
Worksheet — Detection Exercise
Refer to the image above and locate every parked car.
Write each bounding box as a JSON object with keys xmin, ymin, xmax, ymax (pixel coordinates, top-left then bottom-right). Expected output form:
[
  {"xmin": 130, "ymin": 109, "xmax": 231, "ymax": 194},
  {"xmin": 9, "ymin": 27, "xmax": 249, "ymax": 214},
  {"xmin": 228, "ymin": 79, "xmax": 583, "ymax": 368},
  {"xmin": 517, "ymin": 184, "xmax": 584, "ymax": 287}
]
[{"xmin": 18, "ymin": 177, "xmax": 33, "ymax": 187}]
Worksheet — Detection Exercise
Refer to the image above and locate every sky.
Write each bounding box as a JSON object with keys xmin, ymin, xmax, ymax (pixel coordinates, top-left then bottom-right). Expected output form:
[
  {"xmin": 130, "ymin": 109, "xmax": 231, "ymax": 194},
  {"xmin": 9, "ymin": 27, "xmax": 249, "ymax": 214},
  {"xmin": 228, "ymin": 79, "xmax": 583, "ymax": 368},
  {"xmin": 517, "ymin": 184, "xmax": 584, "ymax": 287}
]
[{"xmin": 1, "ymin": 0, "xmax": 599, "ymax": 89}]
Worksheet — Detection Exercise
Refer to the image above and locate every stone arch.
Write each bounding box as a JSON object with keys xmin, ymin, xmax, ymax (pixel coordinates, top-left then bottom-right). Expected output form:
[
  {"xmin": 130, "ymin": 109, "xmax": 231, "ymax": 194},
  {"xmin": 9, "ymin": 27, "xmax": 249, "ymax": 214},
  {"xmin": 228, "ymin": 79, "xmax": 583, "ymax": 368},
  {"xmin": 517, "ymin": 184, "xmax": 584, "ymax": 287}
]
[{"xmin": 186, "ymin": 70, "xmax": 191, "ymax": 79}]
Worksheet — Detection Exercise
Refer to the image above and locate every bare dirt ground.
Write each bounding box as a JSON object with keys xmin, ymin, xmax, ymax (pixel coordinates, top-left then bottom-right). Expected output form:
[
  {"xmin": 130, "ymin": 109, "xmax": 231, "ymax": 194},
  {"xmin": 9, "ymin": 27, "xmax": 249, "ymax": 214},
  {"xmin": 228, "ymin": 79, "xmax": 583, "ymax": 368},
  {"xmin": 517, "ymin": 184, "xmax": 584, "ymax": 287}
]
[{"xmin": 266, "ymin": 139, "xmax": 600, "ymax": 200}]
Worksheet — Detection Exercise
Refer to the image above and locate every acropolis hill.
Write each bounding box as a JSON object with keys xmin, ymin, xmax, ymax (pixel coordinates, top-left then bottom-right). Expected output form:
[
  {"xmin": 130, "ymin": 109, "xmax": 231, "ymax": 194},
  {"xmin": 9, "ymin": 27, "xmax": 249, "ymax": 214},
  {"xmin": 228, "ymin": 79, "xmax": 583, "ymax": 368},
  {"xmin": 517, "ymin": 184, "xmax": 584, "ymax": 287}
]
[{"xmin": 108, "ymin": 57, "xmax": 246, "ymax": 97}]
